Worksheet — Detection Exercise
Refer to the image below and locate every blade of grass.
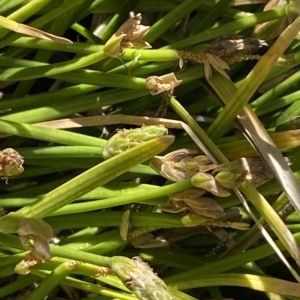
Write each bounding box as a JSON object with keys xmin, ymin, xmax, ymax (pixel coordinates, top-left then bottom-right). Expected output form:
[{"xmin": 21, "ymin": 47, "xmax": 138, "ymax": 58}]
[
  {"xmin": 25, "ymin": 262, "xmax": 79, "ymax": 300},
  {"xmin": 164, "ymin": 232, "xmax": 300, "ymax": 284},
  {"xmin": 13, "ymin": 5, "xmax": 76, "ymax": 97},
  {"xmin": 145, "ymin": 0, "xmax": 209, "ymax": 43},
  {"xmin": 0, "ymin": 274, "xmax": 41, "ymax": 298},
  {"xmin": 208, "ymin": 72, "xmax": 300, "ymax": 263},
  {"xmin": 169, "ymin": 6, "xmax": 293, "ymax": 49},
  {"xmin": 207, "ymin": 17, "xmax": 300, "ymax": 140},
  {"xmin": 0, "ymin": 0, "xmax": 28, "ymax": 14},
  {"xmin": 0, "ymin": 51, "xmax": 107, "ymax": 81},
  {"xmin": 0, "ymin": 0, "xmax": 86, "ymax": 48},
  {"xmin": 0, "ymin": 0, "xmax": 51, "ymax": 39},
  {"xmin": 273, "ymin": 98, "xmax": 300, "ymax": 127},
  {"xmin": 71, "ymin": 22, "xmax": 103, "ymax": 44},
  {"xmin": 0, "ymin": 15, "xmax": 72, "ymax": 44},
  {"xmin": 0, "ymin": 119, "xmax": 107, "ymax": 148},
  {"xmin": 46, "ymin": 211, "xmax": 184, "ymax": 230},
  {"xmin": 1, "ymin": 89, "xmax": 150, "ymax": 124},
  {"xmin": 219, "ymin": 129, "xmax": 300, "ymax": 159},
  {"xmin": 99, "ymin": 0, "xmax": 136, "ymax": 42},
  {"xmin": 168, "ymin": 96, "xmax": 300, "ymax": 280},
  {"xmin": 49, "ymin": 179, "xmax": 192, "ymax": 216},
  {"xmin": 173, "ymin": 273, "xmax": 300, "ymax": 297},
  {"xmin": 0, "ymin": 135, "xmax": 174, "ymax": 232},
  {"xmin": 191, "ymin": 0, "xmax": 233, "ymax": 32},
  {"xmin": 31, "ymin": 269, "xmax": 137, "ymax": 300}
]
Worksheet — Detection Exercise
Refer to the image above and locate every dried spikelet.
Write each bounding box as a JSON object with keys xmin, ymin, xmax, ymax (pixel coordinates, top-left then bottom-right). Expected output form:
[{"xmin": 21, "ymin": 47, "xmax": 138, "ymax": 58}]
[
  {"xmin": 146, "ymin": 73, "xmax": 182, "ymax": 95},
  {"xmin": 150, "ymin": 149, "xmax": 217, "ymax": 182},
  {"xmin": 179, "ymin": 35, "xmax": 267, "ymax": 79},
  {"xmin": 104, "ymin": 13, "xmax": 151, "ymax": 57},
  {"xmin": 0, "ymin": 148, "xmax": 24, "ymax": 180},
  {"xmin": 181, "ymin": 213, "xmax": 249, "ymax": 230}
]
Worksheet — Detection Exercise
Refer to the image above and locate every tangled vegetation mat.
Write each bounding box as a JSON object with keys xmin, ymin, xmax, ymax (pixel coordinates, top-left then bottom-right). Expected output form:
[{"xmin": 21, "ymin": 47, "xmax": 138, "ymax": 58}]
[{"xmin": 1, "ymin": 1, "xmax": 300, "ymax": 299}]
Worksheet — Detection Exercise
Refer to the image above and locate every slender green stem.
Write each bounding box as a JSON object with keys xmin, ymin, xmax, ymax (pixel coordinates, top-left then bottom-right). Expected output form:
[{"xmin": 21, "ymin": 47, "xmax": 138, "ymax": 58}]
[
  {"xmin": 46, "ymin": 211, "xmax": 183, "ymax": 229},
  {"xmin": 99, "ymin": 0, "xmax": 136, "ymax": 42},
  {"xmin": 31, "ymin": 269, "xmax": 137, "ymax": 300},
  {"xmin": 25, "ymin": 262, "xmax": 78, "ymax": 300},
  {"xmin": 207, "ymin": 17, "xmax": 300, "ymax": 140},
  {"xmin": 0, "ymin": 51, "xmax": 106, "ymax": 81},
  {"xmin": 50, "ymin": 179, "xmax": 192, "ymax": 215},
  {"xmin": 165, "ymin": 232, "xmax": 300, "ymax": 284},
  {"xmin": 191, "ymin": 0, "xmax": 233, "ymax": 32},
  {"xmin": 0, "ymin": 0, "xmax": 86, "ymax": 48},
  {"xmin": 0, "ymin": 119, "xmax": 106, "ymax": 147},
  {"xmin": 173, "ymin": 273, "xmax": 300, "ymax": 296},
  {"xmin": 0, "ymin": 274, "xmax": 40, "ymax": 298},
  {"xmin": 71, "ymin": 23, "xmax": 103, "ymax": 44},
  {"xmin": 2, "ymin": 89, "xmax": 149, "ymax": 124},
  {"xmin": 168, "ymin": 97, "xmax": 229, "ymax": 162},
  {"xmin": 13, "ymin": 7, "xmax": 75, "ymax": 97},
  {"xmin": 10, "ymin": 37, "xmax": 103, "ymax": 54},
  {"xmin": 0, "ymin": 0, "xmax": 51, "ymax": 39},
  {"xmin": 146, "ymin": 0, "xmax": 209, "ymax": 43},
  {"xmin": 169, "ymin": 7, "xmax": 290, "ymax": 49},
  {"xmin": 14, "ymin": 137, "xmax": 172, "ymax": 218},
  {"xmin": 0, "ymin": 0, "xmax": 28, "ymax": 14}
]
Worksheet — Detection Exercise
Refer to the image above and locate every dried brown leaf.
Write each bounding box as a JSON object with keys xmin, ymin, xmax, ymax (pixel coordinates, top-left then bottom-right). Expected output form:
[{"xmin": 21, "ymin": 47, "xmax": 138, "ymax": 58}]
[
  {"xmin": 146, "ymin": 73, "xmax": 182, "ymax": 95},
  {"xmin": 15, "ymin": 23, "xmax": 72, "ymax": 44},
  {"xmin": 104, "ymin": 13, "xmax": 151, "ymax": 57},
  {"xmin": 17, "ymin": 218, "xmax": 53, "ymax": 262}
]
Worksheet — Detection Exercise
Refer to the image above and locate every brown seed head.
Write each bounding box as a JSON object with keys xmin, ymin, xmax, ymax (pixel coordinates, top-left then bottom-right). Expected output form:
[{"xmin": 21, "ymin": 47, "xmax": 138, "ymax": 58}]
[{"xmin": 0, "ymin": 148, "xmax": 24, "ymax": 179}]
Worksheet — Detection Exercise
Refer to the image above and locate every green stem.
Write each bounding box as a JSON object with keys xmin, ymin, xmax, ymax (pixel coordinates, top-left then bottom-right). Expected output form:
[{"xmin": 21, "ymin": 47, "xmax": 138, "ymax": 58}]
[
  {"xmin": 14, "ymin": 136, "xmax": 173, "ymax": 219},
  {"xmin": 46, "ymin": 211, "xmax": 183, "ymax": 229},
  {"xmin": 207, "ymin": 17, "xmax": 300, "ymax": 140},
  {"xmin": 0, "ymin": 119, "xmax": 106, "ymax": 147},
  {"xmin": 0, "ymin": 0, "xmax": 51, "ymax": 39},
  {"xmin": 0, "ymin": 0, "xmax": 86, "ymax": 48},
  {"xmin": 169, "ymin": 7, "xmax": 290, "ymax": 49},
  {"xmin": 0, "ymin": 274, "xmax": 40, "ymax": 298},
  {"xmin": 165, "ymin": 232, "xmax": 300, "ymax": 284},
  {"xmin": 146, "ymin": 0, "xmax": 209, "ymax": 43},
  {"xmin": 71, "ymin": 23, "xmax": 103, "ymax": 44},
  {"xmin": 172, "ymin": 273, "xmax": 300, "ymax": 296},
  {"xmin": 50, "ymin": 179, "xmax": 192, "ymax": 215},
  {"xmin": 0, "ymin": 51, "xmax": 106, "ymax": 81},
  {"xmin": 25, "ymin": 262, "xmax": 78, "ymax": 300}
]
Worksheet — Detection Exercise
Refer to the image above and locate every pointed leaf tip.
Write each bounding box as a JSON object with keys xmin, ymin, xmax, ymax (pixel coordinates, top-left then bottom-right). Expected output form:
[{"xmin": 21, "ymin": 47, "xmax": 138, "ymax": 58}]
[{"xmin": 157, "ymin": 135, "xmax": 175, "ymax": 147}]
